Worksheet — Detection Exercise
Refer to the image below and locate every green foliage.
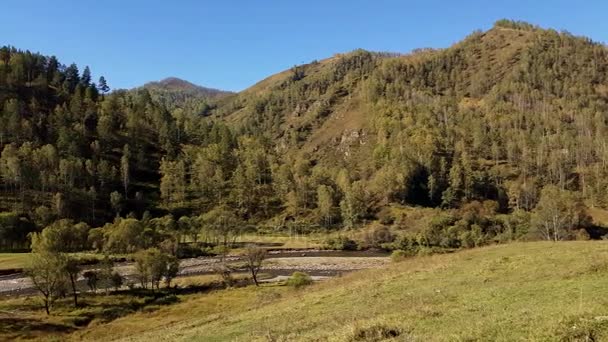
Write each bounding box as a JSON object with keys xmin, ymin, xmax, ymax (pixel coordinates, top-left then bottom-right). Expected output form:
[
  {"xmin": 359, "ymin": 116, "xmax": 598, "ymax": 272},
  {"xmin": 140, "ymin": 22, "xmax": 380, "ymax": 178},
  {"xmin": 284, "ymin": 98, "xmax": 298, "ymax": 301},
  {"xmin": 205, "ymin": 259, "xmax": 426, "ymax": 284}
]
[
  {"xmin": 493, "ymin": 19, "xmax": 538, "ymax": 31},
  {"xmin": 33, "ymin": 219, "xmax": 90, "ymax": 252},
  {"xmin": 24, "ymin": 251, "xmax": 68, "ymax": 314},
  {"xmin": 531, "ymin": 185, "xmax": 590, "ymax": 241},
  {"xmin": 243, "ymin": 245, "xmax": 266, "ymax": 286},
  {"xmin": 390, "ymin": 250, "xmax": 410, "ymax": 262},
  {"xmin": 103, "ymin": 218, "xmax": 145, "ymax": 253},
  {"xmin": 133, "ymin": 247, "xmax": 180, "ymax": 289},
  {"xmin": 286, "ymin": 271, "xmax": 312, "ymax": 288},
  {"xmin": 3, "ymin": 23, "xmax": 608, "ymax": 249},
  {"xmin": 0, "ymin": 212, "xmax": 35, "ymax": 250},
  {"xmin": 324, "ymin": 236, "xmax": 358, "ymax": 251}
]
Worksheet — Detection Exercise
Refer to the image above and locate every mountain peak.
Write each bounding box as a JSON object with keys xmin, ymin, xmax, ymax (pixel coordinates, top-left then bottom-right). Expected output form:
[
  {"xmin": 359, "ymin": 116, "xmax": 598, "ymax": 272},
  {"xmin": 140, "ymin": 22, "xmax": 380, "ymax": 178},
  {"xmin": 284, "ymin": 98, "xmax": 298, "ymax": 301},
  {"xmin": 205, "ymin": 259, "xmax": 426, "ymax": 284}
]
[
  {"xmin": 155, "ymin": 77, "xmax": 201, "ymax": 90},
  {"xmin": 142, "ymin": 77, "xmax": 233, "ymax": 99}
]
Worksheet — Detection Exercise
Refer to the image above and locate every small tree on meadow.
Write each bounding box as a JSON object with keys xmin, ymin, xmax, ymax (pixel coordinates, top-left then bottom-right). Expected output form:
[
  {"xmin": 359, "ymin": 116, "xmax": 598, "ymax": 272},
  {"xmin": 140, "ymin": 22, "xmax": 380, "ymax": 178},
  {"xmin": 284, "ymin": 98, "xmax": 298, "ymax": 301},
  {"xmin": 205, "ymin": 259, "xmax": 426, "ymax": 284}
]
[
  {"xmin": 25, "ymin": 237, "xmax": 68, "ymax": 315},
  {"xmin": 134, "ymin": 248, "xmax": 180, "ymax": 290},
  {"xmin": 64, "ymin": 257, "xmax": 80, "ymax": 307},
  {"xmin": 243, "ymin": 245, "xmax": 266, "ymax": 286}
]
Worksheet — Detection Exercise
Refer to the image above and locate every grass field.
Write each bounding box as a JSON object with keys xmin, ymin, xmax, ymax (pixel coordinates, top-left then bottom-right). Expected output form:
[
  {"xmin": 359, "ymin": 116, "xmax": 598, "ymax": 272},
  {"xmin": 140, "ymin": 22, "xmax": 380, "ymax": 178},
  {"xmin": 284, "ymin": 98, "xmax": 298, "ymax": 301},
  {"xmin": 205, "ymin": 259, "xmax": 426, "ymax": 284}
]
[
  {"xmin": 0, "ymin": 253, "xmax": 30, "ymax": 270},
  {"xmin": 67, "ymin": 241, "xmax": 608, "ymax": 341},
  {"xmin": 4, "ymin": 241, "xmax": 608, "ymax": 341}
]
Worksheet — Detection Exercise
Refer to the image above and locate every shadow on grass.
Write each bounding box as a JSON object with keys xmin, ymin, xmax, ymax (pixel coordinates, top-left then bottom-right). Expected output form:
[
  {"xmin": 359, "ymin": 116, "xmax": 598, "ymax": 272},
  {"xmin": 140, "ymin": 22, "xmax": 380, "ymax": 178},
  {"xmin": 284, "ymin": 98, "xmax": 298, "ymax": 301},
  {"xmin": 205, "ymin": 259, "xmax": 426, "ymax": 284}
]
[
  {"xmin": 0, "ymin": 279, "xmax": 249, "ymax": 340},
  {"xmin": 0, "ymin": 316, "xmax": 75, "ymax": 336},
  {"xmin": 72, "ymin": 280, "xmax": 245, "ymax": 325}
]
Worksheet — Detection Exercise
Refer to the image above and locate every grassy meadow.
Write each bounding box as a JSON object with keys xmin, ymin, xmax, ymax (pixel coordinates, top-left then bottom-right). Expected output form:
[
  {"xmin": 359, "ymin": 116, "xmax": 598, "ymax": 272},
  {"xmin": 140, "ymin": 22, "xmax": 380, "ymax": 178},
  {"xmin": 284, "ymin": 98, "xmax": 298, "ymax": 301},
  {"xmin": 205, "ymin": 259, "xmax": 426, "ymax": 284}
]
[
  {"xmin": 0, "ymin": 253, "xmax": 30, "ymax": 270},
  {"xmin": 3, "ymin": 241, "xmax": 598, "ymax": 341}
]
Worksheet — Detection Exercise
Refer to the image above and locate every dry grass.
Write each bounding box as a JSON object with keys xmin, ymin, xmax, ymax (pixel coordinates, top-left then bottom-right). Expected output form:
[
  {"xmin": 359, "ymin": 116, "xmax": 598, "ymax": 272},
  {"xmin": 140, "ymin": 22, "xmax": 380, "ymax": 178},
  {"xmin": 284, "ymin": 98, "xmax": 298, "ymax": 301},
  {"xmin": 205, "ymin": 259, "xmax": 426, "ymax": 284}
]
[{"xmin": 59, "ymin": 241, "xmax": 608, "ymax": 341}]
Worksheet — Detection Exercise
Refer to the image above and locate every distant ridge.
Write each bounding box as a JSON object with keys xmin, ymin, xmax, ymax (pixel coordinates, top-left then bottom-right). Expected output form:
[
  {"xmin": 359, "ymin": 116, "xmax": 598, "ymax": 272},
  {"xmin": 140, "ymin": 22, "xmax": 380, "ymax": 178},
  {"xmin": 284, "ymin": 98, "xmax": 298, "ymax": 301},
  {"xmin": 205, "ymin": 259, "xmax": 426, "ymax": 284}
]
[{"xmin": 143, "ymin": 77, "xmax": 233, "ymax": 98}]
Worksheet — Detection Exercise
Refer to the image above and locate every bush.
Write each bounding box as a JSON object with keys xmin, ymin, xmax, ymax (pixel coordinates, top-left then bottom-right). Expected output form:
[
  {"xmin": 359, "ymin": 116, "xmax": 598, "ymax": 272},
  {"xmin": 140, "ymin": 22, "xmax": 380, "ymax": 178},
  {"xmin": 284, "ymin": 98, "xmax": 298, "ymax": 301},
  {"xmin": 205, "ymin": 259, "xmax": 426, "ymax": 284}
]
[
  {"xmin": 390, "ymin": 250, "xmax": 411, "ymax": 262},
  {"xmin": 176, "ymin": 244, "xmax": 206, "ymax": 258},
  {"xmin": 83, "ymin": 270, "xmax": 99, "ymax": 292},
  {"xmin": 576, "ymin": 229, "xmax": 591, "ymax": 241},
  {"xmin": 286, "ymin": 272, "xmax": 312, "ymax": 288},
  {"xmin": 324, "ymin": 236, "xmax": 358, "ymax": 251},
  {"xmin": 110, "ymin": 272, "xmax": 124, "ymax": 291},
  {"xmin": 213, "ymin": 263, "xmax": 235, "ymax": 287},
  {"xmin": 360, "ymin": 225, "xmax": 395, "ymax": 249},
  {"xmin": 377, "ymin": 208, "xmax": 395, "ymax": 225}
]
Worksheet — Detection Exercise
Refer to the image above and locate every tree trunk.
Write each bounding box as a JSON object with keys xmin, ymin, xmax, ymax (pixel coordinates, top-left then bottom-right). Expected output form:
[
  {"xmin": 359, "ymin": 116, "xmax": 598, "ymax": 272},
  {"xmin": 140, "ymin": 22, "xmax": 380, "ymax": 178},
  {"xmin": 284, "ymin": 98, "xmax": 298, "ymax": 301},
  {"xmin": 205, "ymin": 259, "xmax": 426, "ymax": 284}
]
[
  {"xmin": 70, "ymin": 275, "xmax": 78, "ymax": 307},
  {"xmin": 44, "ymin": 297, "xmax": 50, "ymax": 315},
  {"xmin": 250, "ymin": 268, "xmax": 259, "ymax": 286}
]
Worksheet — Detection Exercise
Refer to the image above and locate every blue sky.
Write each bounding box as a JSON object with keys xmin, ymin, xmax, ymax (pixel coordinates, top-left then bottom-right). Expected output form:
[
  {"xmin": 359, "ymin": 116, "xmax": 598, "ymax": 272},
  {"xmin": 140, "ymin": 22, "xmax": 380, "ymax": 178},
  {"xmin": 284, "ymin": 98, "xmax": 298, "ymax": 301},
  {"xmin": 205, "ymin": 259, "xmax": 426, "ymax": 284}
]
[{"xmin": 2, "ymin": 1, "xmax": 607, "ymax": 91}]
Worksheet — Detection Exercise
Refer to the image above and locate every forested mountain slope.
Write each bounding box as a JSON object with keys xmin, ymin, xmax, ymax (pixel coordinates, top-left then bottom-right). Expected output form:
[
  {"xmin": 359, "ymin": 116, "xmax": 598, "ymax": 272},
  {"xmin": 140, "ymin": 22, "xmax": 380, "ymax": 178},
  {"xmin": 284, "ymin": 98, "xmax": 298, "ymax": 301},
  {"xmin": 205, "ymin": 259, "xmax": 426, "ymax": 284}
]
[
  {"xmin": 1, "ymin": 20, "xmax": 608, "ymax": 250},
  {"xmin": 142, "ymin": 77, "xmax": 232, "ymax": 116}
]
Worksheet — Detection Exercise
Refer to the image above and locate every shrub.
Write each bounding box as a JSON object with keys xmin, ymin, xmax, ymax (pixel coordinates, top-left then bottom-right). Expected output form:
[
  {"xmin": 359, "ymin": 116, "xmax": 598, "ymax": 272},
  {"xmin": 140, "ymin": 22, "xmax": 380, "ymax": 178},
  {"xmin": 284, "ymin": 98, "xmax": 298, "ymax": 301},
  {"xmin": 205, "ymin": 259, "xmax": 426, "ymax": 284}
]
[
  {"xmin": 324, "ymin": 236, "xmax": 358, "ymax": 251},
  {"xmin": 377, "ymin": 207, "xmax": 395, "ymax": 225},
  {"xmin": 213, "ymin": 263, "xmax": 235, "ymax": 287},
  {"xmin": 110, "ymin": 272, "xmax": 124, "ymax": 291},
  {"xmin": 286, "ymin": 272, "xmax": 312, "ymax": 288},
  {"xmin": 176, "ymin": 244, "xmax": 205, "ymax": 258},
  {"xmin": 360, "ymin": 225, "xmax": 395, "ymax": 249},
  {"xmin": 83, "ymin": 270, "xmax": 99, "ymax": 292},
  {"xmin": 390, "ymin": 250, "xmax": 410, "ymax": 262},
  {"xmin": 576, "ymin": 229, "xmax": 591, "ymax": 241}
]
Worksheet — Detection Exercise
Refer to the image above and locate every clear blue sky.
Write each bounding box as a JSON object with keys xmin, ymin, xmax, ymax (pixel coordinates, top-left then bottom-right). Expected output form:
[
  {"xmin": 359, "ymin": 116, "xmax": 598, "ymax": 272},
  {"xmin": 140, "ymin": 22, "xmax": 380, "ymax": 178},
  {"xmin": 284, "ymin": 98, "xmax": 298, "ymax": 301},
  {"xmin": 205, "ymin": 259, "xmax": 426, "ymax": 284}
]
[{"xmin": 2, "ymin": 1, "xmax": 607, "ymax": 91}]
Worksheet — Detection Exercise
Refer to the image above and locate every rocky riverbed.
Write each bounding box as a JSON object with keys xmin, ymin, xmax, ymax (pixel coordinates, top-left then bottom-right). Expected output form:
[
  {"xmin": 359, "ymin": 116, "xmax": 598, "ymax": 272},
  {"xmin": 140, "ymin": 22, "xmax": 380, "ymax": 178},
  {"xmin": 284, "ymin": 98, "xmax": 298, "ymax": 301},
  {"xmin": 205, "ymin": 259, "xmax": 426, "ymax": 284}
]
[{"xmin": 0, "ymin": 250, "xmax": 389, "ymax": 296}]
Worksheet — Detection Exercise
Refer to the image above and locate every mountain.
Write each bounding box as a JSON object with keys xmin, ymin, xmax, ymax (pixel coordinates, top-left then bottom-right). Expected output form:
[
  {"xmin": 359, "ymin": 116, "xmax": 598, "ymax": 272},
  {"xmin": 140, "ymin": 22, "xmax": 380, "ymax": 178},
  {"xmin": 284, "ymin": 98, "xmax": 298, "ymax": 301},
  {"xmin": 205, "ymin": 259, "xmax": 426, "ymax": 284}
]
[
  {"xmin": 141, "ymin": 77, "xmax": 232, "ymax": 116},
  {"xmin": 143, "ymin": 77, "xmax": 231, "ymax": 99},
  {"xmin": 207, "ymin": 19, "xmax": 608, "ymax": 212},
  {"xmin": 1, "ymin": 20, "xmax": 608, "ymax": 251}
]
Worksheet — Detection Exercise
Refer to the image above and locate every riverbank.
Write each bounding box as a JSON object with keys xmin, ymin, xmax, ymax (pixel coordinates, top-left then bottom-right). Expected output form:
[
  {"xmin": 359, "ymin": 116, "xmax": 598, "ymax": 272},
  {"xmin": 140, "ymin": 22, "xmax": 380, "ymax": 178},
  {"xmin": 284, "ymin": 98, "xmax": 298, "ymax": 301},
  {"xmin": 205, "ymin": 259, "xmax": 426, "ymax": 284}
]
[{"xmin": 0, "ymin": 250, "xmax": 390, "ymax": 297}]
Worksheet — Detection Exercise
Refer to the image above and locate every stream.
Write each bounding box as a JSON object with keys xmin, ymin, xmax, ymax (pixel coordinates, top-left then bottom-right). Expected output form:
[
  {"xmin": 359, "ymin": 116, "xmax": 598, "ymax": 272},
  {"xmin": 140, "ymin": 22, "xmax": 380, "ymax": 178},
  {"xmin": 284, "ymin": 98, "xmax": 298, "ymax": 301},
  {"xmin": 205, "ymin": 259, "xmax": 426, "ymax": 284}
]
[{"xmin": 0, "ymin": 250, "xmax": 390, "ymax": 297}]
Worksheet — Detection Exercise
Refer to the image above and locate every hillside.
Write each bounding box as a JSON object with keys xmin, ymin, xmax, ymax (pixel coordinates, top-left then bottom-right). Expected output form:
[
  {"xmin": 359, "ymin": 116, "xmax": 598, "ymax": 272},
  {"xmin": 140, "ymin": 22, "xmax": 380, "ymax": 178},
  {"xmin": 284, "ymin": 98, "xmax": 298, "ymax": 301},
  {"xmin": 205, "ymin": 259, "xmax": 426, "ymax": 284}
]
[
  {"xmin": 70, "ymin": 241, "xmax": 608, "ymax": 341},
  {"xmin": 2, "ymin": 20, "xmax": 608, "ymax": 252},
  {"xmin": 142, "ymin": 77, "xmax": 232, "ymax": 115}
]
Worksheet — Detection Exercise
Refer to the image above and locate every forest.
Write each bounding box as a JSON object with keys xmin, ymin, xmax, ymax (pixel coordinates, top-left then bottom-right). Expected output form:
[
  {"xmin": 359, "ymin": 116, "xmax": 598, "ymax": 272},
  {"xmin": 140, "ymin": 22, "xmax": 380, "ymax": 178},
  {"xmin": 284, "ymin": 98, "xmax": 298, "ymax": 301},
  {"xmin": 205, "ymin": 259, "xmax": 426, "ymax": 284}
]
[{"xmin": 0, "ymin": 19, "xmax": 607, "ymax": 255}]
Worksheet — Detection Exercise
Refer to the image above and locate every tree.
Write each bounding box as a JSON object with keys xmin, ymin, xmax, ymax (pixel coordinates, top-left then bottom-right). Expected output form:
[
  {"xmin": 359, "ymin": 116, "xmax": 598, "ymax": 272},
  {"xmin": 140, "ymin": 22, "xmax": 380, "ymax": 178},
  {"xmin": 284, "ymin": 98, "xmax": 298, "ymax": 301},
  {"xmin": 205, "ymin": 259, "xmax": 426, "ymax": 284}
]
[
  {"xmin": 25, "ymin": 252, "xmax": 67, "ymax": 314},
  {"xmin": 36, "ymin": 219, "xmax": 90, "ymax": 253},
  {"xmin": 243, "ymin": 245, "xmax": 266, "ymax": 286},
  {"xmin": 0, "ymin": 212, "xmax": 35, "ymax": 250},
  {"xmin": 64, "ymin": 257, "xmax": 80, "ymax": 307},
  {"xmin": 531, "ymin": 185, "xmax": 590, "ymax": 241},
  {"xmin": 134, "ymin": 248, "xmax": 180, "ymax": 289},
  {"xmin": 201, "ymin": 205, "xmax": 243, "ymax": 253},
  {"xmin": 159, "ymin": 158, "xmax": 187, "ymax": 209},
  {"xmin": 99, "ymin": 255, "xmax": 114, "ymax": 295},
  {"xmin": 340, "ymin": 181, "xmax": 367, "ymax": 228},
  {"xmin": 98, "ymin": 76, "xmax": 110, "ymax": 94},
  {"xmin": 81, "ymin": 66, "xmax": 92, "ymax": 87},
  {"xmin": 120, "ymin": 145, "xmax": 130, "ymax": 196},
  {"xmin": 317, "ymin": 185, "xmax": 334, "ymax": 226},
  {"xmin": 110, "ymin": 272, "xmax": 124, "ymax": 291},
  {"xmin": 83, "ymin": 270, "xmax": 99, "ymax": 292},
  {"xmin": 110, "ymin": 191, "xmax": 123, "ymax": 218},
  {"xmin": 104, "ymin": 218, "xmax": 145, "ymax": 253},
  {"xmin": 164, "ymin": 254, "xmax": 180, "ymax": 288}
]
